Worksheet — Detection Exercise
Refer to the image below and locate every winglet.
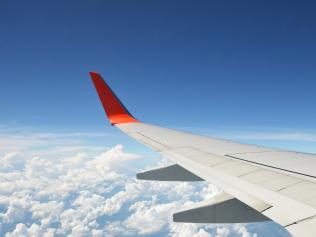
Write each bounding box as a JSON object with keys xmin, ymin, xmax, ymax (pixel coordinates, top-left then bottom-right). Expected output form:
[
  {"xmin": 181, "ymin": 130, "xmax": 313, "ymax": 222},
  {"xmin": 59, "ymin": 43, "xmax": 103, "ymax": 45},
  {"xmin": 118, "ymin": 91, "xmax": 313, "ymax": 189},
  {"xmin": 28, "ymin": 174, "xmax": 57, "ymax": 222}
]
[{"xmin": 89, "ymin": 72, "xmax": 139, "ymax": 125}]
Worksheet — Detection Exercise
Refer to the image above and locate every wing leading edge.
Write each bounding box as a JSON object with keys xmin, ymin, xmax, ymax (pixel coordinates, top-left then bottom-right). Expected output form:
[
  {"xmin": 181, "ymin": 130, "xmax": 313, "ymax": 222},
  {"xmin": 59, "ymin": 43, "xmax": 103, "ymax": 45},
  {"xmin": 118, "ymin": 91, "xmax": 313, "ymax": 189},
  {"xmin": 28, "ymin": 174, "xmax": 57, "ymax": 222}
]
[{"xmin": 90, "ymin": 72, "xmax": 316, "ymax": 237}]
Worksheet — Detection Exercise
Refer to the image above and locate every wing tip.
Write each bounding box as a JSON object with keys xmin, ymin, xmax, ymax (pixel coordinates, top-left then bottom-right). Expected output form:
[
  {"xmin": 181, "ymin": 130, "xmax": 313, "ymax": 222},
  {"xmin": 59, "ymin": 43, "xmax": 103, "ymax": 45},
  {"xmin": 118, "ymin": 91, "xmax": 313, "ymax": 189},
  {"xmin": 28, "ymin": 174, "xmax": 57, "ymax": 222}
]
[
  {"xmin": 89, "ymin": 71, "xmax": 100, "ymax": 77},
  {"xmin": 89, "ymin": 71, "xmax": 139, "ymax": 125}
]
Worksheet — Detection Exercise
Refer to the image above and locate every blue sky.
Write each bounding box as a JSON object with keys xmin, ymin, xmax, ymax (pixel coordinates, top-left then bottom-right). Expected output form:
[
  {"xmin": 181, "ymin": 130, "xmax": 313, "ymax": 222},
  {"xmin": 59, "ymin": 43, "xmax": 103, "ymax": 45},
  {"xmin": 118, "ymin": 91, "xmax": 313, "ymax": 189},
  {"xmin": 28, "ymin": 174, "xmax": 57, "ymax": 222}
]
[
  {"xmin": 1, "ymin": 0, "xmax": 316, "ymax": 133},
  {"xmin": 0, "ymin": 1, "xmax": 316, "ymax": 236}
]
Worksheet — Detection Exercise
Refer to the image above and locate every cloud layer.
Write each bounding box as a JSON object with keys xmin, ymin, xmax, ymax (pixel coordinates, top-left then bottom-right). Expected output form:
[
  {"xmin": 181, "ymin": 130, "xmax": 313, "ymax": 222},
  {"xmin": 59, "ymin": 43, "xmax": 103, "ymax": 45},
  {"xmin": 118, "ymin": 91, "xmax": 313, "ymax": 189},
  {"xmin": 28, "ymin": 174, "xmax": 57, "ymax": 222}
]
[{"xmin": 0, "ymin": 127, "xmax": 291, "ymax": 236}]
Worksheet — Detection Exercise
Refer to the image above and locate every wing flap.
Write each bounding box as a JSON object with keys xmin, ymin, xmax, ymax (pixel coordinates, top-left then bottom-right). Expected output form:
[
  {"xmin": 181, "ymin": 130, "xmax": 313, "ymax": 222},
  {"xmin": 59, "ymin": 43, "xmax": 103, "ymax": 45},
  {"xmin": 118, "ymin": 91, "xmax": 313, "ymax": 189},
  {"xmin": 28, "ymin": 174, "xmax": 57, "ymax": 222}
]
[
  {"xmin": 136, "ymin": 164, "xmax": 203, "ymax": 181},
  {"xmin": 173, "ymin": 192, "xmax": 270, "ymax": 223}
]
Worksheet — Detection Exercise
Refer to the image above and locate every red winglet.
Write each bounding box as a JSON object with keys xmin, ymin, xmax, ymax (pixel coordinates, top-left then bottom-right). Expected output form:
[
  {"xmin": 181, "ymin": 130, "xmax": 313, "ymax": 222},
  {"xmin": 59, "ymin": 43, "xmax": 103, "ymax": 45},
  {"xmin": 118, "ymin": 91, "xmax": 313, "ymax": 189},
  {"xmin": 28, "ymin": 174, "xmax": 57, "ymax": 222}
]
[{"xmin": 90, "ymin": 72, "xmax": 139, "ymax": 125}]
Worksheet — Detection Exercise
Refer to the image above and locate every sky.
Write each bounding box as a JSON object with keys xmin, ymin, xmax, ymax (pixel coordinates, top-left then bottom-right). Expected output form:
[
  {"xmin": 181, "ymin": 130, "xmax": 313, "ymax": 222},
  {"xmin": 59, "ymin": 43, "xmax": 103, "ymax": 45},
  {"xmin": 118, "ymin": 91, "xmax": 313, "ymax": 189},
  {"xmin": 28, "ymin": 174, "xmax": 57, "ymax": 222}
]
[
  {"xmin": 1, "ymin": 0, "xmax": 316, "ymax": 152},
  {"xmin": 0, "ymin": 0, "xmax": 316, "ymax": 236}
]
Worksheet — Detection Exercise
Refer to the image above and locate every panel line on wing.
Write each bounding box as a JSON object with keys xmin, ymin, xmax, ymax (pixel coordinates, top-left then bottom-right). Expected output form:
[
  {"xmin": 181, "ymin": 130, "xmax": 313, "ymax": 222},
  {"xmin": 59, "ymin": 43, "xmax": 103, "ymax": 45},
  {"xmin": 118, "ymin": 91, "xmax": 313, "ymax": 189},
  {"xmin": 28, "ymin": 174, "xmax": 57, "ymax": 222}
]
[
  {"xmin": 275, "ymin": 181, "xmax": 304, "ymax": 192},
  {"xmin": 284, "ymin": 215, "xmax": 316, "ymax": 227},
  {"xmin": 225, "ymin": 155, "xmax": 316, "ymax": 180},
  {"xmin": 138, "ymin": 132, "xmax": 170, "ymax": 149}
]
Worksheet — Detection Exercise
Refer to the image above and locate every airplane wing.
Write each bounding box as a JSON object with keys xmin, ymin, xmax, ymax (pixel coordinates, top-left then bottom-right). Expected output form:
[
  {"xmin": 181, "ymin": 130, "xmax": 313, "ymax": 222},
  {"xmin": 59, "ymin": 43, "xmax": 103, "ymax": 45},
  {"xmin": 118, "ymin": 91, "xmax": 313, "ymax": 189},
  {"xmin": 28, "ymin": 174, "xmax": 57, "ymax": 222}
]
[{"xmin": 90, "ymin": 72, "xmax": 316, "ymax": 237}]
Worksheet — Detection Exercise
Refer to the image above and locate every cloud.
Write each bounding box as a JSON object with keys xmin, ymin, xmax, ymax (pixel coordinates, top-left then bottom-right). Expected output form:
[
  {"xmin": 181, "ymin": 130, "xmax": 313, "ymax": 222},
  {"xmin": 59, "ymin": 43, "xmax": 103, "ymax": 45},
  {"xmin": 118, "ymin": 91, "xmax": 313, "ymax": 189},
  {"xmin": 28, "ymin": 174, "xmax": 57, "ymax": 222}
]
[
  {"xmin": 125, "ymin": 198, "xmax": 178, "ymax": 234},
  {"xmin": 0, "ymin": 125, "xmax": 109, "ymax": 155},
  {"xmin": 5, "ymin": 223, "xmax": 56, "ymax": 237},
  {"xmin": 0, "ymin": 126, "xmax": 290, "ymax": 237},
  {"xmin": 169, "ymin": 223, "xmax": 213, "ymax": 237},
  {"xmin": 233, "ymin": 225, "xmax": 257, "ymax": 237}
]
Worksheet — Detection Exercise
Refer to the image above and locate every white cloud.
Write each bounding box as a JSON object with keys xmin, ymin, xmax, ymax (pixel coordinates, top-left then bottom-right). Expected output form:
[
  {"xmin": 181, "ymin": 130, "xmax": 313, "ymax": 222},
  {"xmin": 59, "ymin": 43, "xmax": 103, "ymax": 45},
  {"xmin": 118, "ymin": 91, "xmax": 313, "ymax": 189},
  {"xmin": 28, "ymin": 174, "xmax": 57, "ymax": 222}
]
[
  {"xmin": 5, "ymin": 223, "xmax": 56, "ymax": 237},
  {"xmin": 233, "ymin": 225, "xmax": 257, "ymax": 237},
  {"xmin": 0, "ymin": 127, "xmax": 290, "ymax": 237},
  {"xmin": 169, "ymin": 223, "xmax": 213, "ymax": 237},
  {"xmin": 0, "ymin": 125, "xmax": 109, "ymax": 155},
  {"xmin": 125, "ymin": 198, "xmax": 179, "ymax": 234},
  {"xmin": 215, "ymin": 227, "xmax": 230, "ymax": 237}
]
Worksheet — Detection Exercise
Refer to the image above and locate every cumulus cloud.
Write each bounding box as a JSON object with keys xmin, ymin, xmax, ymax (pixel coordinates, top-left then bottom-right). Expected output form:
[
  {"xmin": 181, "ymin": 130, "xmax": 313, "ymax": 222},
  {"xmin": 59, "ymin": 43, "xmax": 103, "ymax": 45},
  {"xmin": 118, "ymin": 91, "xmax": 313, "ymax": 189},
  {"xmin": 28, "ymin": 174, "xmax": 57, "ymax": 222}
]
[
  {"xmin": 169, "ymin": 223, "xmax": 213, "ymax": 237},
  {"xmin": 0, "ymin": 128, "xmax": 290, "ymax": 237}
]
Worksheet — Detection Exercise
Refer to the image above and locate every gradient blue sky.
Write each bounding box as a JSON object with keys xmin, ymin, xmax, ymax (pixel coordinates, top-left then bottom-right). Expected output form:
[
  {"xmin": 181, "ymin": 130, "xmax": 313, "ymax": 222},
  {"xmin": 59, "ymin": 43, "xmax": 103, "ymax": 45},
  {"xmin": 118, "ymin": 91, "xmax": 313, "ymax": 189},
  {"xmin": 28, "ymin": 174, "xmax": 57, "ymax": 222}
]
[{"xmin": 1, "ymin": 0, "xmax": 316, "ymax": 153}]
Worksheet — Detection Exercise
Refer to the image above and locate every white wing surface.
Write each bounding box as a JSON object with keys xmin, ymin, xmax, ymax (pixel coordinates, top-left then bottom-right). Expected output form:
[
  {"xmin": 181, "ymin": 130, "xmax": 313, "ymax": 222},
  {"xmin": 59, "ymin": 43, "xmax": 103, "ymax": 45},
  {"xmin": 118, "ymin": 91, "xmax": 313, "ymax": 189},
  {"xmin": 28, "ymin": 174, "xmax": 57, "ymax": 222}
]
[{"xmin": 90, "ymin": 72, "xmax": 316, "ymax": 237}]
